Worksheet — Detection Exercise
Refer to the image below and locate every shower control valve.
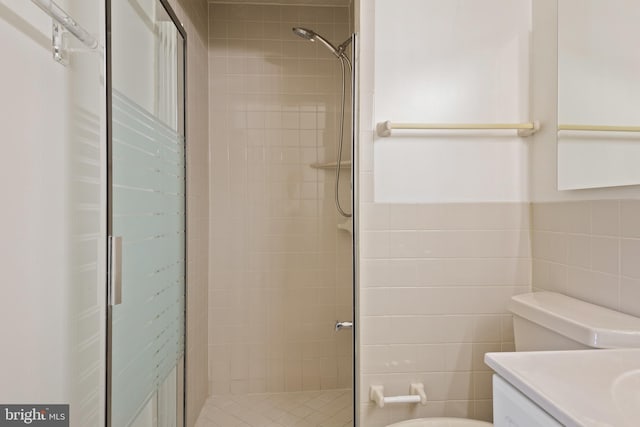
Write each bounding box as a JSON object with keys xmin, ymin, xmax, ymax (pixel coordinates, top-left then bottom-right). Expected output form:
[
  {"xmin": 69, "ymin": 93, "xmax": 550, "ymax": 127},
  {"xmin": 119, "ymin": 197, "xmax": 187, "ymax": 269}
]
[{"xmin": 335, "ymin": 321, "xmax": 353, "ymax": 332}]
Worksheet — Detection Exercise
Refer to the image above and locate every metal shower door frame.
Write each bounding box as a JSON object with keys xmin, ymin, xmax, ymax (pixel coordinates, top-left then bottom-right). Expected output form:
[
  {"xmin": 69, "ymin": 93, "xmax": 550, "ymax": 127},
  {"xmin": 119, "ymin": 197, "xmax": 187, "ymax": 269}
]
[{"xmin": 350, "ymin": 31, "xmax": 360, "ymax": 427}]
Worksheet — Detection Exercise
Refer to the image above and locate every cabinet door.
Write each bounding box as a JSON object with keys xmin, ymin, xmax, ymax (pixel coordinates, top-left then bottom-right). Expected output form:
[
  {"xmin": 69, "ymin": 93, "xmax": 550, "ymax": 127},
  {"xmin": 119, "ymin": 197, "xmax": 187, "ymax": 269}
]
[{"xmin": 493, "ymin": 375, "xmax": 563, "ymax": 427}]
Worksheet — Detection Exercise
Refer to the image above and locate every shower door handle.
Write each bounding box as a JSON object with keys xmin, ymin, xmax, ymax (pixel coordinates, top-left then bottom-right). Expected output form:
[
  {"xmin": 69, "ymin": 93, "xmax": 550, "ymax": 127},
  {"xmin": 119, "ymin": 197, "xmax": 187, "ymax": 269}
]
[
  {"xmin": 108, "ymin": 236, "xmax": 123, "ymax": 306},
  {"xmin": 335, "ymin": 321, "xmax": 353, "ymax": 331}
]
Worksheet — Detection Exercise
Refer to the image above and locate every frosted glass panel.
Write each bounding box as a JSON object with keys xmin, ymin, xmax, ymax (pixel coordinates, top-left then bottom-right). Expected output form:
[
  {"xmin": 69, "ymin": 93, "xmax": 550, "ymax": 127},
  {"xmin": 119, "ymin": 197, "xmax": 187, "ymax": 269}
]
[
  {"xmin": 109, "ymin": 0, "xmax": 185, "ymax": 425},
  {"xmin": 110, "ymin": 89, "xmax": 185, "ymax": 427}
]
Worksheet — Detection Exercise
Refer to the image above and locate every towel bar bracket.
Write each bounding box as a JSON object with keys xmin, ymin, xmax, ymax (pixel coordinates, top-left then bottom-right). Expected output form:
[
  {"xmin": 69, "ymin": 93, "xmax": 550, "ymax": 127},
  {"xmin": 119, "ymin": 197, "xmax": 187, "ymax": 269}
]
[
  {"xmin": 52, "ymin": 22, "xmax": 67, "ymax": 65},
  {"xmin": 31, "ymin": 0, "xmax": 102, "ymax": 66}
]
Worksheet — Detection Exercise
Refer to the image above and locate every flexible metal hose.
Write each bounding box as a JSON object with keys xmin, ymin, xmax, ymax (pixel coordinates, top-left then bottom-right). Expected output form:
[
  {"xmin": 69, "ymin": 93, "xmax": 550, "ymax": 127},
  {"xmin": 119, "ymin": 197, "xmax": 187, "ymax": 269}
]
[{"xmin": 335, "ymin": 55, "xmax": 352, "ymax": 218}]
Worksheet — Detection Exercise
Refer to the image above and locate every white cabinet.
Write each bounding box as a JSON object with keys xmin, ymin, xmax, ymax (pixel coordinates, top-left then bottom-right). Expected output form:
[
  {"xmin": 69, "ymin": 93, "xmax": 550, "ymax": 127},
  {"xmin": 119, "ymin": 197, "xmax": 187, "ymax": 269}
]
[{"xmin": 493, "ymin": 375, "xmax": 563, "ymax": 427}]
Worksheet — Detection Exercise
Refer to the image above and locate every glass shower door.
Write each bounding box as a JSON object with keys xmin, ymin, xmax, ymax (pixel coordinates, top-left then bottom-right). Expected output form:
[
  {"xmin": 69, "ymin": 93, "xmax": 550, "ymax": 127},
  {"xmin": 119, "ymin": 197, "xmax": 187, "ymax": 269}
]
[{"xmin": 107, "ymin": 0, "xmax": 186, "ymax": 426}]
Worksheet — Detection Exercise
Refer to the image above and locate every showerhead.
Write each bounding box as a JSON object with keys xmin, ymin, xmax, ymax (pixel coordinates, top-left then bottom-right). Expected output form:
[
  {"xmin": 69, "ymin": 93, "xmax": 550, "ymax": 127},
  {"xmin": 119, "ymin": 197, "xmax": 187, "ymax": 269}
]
[
  {"xmin": 292, "ymin": 26, "xmax": 340, "ymax": 58},
  {"xmin": 292, "ymin": 27, "xmax": 316, "ymax": 41}
]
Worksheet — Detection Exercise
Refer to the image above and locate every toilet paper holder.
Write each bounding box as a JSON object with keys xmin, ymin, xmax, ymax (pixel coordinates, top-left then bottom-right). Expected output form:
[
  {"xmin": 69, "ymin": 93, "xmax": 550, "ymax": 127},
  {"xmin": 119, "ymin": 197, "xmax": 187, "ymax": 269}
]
[{"xmin": 369, "ymin": 383, "xmax": 427, "ymax": 408}]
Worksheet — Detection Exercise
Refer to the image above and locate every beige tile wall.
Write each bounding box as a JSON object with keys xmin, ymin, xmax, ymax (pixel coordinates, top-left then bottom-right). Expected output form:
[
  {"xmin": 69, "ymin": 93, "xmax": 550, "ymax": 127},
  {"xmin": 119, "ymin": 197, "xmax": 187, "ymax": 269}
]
[
  {"xmin": 170, "ymin": 0, "xmax": 210, "ymax": 425},
  {"xmin": 208, "ymin": 3, "xmax": 353, "ymax": 396},
  {"xmin": 532, "ymin": 200, "xmax": 640, "ymax": 317},
  {"xmin": 357, "ymin": 203, "xmax": 530, "ymax": 426}
]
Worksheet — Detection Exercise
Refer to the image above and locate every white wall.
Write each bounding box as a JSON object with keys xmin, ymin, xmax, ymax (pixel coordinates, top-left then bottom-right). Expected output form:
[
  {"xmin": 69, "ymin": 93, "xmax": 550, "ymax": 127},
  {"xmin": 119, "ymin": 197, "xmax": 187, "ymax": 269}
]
[
  {"xmin": 373, "ymin": 0, "xmax": 531, "ymax": 203},
  {"xmin": 0, "ymin": 0, "xmax": 106, "ymax": 425},
  {"xmin": 358, "ymin": 1, "xmax": 640, "ymax": 425},
  {"xmin": 357, "ymin": 2, "xmax": 532, "ymax": 425}
]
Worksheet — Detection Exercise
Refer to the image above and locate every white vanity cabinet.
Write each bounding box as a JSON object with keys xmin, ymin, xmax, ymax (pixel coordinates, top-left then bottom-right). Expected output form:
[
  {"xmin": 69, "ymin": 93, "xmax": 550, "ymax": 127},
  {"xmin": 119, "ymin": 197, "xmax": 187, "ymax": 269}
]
[
  {"xmin": 492, "ymin": 375, "xmax": 562, "ymax": 427},
  {"xmin": 486, "ymin": 349, "xmax": 640, "ymax": 427}
]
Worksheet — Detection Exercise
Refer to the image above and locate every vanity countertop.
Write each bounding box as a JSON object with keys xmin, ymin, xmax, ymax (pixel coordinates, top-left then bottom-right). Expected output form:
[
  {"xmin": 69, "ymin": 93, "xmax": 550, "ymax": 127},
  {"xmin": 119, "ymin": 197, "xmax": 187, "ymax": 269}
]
[{"xmin": 485, "ymin": 348, "xmax": 640, "ymax": 427}]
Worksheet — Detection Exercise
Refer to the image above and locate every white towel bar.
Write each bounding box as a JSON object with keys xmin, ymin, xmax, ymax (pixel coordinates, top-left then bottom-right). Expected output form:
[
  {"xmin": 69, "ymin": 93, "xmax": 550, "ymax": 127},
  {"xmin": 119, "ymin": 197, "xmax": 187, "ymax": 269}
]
[
  {"xmin": 558, "ymin": 124, "xmax": 640, "ymax": 132},
  {"xmin": 376, "ymin": 120, "xmax": 540, "ymax": 137}
]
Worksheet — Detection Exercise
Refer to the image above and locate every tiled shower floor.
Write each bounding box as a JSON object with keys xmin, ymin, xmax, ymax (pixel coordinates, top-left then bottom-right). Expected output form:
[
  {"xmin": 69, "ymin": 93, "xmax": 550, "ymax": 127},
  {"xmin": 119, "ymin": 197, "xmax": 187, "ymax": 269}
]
[{"xmin": 195, "ymin": 389, "xmax": 353, "ymax": 427}]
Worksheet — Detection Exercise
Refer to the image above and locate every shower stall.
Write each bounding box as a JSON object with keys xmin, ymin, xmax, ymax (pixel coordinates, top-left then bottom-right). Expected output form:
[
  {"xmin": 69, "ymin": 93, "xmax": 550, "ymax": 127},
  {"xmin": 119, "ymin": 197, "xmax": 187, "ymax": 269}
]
[
  {"xmin": 1, "ymin": 0, "xmax": 356, "ymax": 425},
  {"xmin": 205, "ymin": 3, "xmax": 357, "ymax": 426}
]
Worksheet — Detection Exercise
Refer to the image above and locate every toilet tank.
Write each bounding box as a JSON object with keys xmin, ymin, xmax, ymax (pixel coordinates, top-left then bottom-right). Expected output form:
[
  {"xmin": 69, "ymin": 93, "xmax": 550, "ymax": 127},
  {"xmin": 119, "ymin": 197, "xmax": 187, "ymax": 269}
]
[{"xmin": 510, "ymin": 292, "xmax": 640, "ymax": 351}]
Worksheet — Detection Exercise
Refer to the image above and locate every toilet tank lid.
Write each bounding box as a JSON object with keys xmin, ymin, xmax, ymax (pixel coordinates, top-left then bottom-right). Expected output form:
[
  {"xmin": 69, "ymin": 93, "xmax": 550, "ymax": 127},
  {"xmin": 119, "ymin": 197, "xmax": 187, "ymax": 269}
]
[{"xmin": 509, "ymin": 292, "xmax": 640, "ymax": 349}]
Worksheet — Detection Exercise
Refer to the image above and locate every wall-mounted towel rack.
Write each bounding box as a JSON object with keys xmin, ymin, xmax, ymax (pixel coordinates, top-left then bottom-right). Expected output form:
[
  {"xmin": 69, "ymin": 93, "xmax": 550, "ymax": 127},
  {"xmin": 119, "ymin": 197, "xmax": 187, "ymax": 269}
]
[
  {"xmin": 558, "ymin": 124, "xmax": 640, "ymax": 132},
  {"xmin": 30, "ymin": 0, "xmax": 100, "ymax": 64},
  {"xmin": 376, "ymin": 120, "xmax": 540, "ymax": 138}
]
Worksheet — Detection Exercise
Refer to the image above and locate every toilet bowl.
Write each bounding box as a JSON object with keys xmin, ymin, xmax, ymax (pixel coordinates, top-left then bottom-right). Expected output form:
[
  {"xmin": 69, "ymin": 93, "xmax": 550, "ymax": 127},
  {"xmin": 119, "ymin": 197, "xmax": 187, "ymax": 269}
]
[
  {"xmin": 384, "ymin": 291, "xmax": 640, "ymax": 427},
  {"xmin": 387, "ymin": 418, "xmax": 492, "ymax": 427}
]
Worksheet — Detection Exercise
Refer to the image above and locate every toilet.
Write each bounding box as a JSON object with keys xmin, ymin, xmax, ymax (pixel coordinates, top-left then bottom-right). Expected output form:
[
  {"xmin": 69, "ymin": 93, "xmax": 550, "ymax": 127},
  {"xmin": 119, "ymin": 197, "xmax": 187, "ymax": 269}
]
[{"xmin": 386, "ymin": 291, "xmax": 640, "ymax": 427}]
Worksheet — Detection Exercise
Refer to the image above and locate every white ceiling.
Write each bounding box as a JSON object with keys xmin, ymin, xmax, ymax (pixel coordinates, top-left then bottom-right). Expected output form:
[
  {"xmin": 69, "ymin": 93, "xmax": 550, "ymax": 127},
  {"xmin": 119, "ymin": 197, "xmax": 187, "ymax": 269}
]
[{"xmin": 207, "ymin": 0, "xmax": 351, "ymax": 6}]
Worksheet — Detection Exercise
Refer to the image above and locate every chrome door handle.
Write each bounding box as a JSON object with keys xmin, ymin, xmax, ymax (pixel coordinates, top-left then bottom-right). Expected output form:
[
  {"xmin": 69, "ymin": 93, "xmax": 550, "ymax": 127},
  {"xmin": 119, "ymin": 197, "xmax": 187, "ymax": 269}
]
[
  {"xmin": 108, "ymin": 236, "xmax": 123, "ymax": 306},
  {"xmin": 335, "ymin": 321, "xmax": 353, "ymax": 331}
]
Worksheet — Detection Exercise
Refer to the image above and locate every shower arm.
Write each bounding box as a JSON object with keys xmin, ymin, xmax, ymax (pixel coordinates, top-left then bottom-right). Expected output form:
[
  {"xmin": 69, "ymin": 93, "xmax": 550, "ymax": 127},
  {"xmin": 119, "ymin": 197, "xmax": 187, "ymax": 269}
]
[
  {"xmin": 337, "ymin": 37, "xmax": 352, "ymax": 70},
  {"xmin": 337, "ymin": 37, "xmax": 352, "ymax": 58},
  {"xmin": 314, "ymin": 35, "xmax": 341, "ymax": 58}
]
